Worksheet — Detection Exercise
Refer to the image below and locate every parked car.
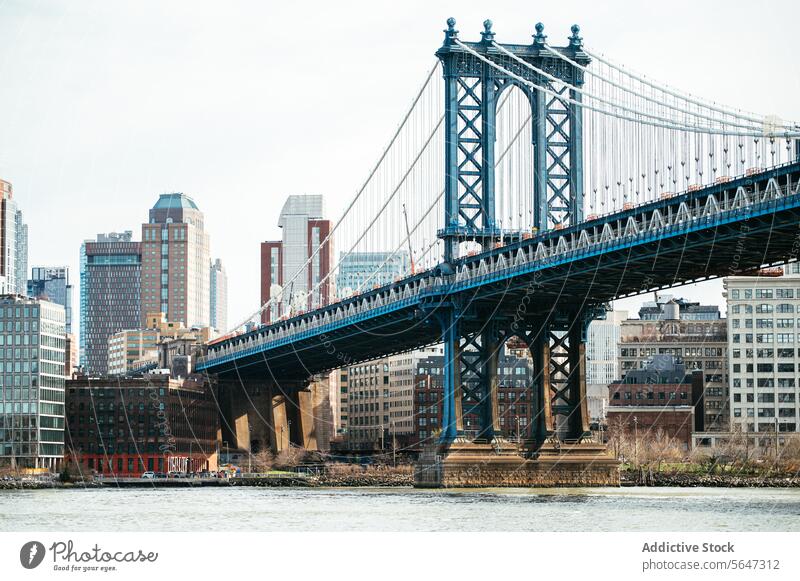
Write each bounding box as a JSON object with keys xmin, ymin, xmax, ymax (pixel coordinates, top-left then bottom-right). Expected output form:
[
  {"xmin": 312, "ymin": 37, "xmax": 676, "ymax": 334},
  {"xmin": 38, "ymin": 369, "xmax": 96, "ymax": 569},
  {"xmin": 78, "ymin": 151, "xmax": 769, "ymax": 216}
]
[
  {"xmin": 154, "ymin": 472, "xmax": 167, "ymax": 479},
  {"xmin": 141, "ymin": 471, "xmax": 155, "ymax": 479}
]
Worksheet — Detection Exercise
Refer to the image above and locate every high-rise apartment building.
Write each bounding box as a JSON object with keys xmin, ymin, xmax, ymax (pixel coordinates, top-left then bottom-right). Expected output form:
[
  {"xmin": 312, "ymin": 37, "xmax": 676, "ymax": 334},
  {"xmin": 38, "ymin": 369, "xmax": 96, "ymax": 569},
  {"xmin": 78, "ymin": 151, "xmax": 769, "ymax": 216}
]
[
  {"xmin": 0, "ymin": 295, "xmax": 66, "ymax": 470},
  {"xmin": 618, "ymin": 297, "xmax": 728, "ymax": 431},
  {"xmin": 28, "ymin": 266, "xmax": 73, "ymax": 334},
  {"xmin": 209, "ymin": 258, "xmax": 227, "ymax": 332},
  {"xmin": 725, "ymin": 270, "xmax": 800, "ymax": 435},
  {"xmin": 141, "ymin": 193, "xmax": 210, "ymax": 329},
  {"xmin": 336, "ymin": 251, "xmax": 410, "ymax": 297},
  {"xmin": 260, "ymin": 195, "xmax": 332, "ymax": 322},
  {"xmin": 0, "ymin": 179, "xmax": 28, "ymax": 296},
  {"xmin": 82, "ymin": 232, "xmax": 141, "ymax": 374},
  {"xmin": 79, "ymin": 232, "xmax": 132, "ymax": 368}
]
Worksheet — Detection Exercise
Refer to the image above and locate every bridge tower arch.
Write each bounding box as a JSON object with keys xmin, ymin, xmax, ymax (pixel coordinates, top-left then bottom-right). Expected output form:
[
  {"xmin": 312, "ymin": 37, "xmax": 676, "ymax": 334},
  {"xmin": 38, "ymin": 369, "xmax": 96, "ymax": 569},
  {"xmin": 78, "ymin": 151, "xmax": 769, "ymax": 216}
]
[{"xmin": 437, "ymin": 18, "xmax": 590, "ymax": 263}]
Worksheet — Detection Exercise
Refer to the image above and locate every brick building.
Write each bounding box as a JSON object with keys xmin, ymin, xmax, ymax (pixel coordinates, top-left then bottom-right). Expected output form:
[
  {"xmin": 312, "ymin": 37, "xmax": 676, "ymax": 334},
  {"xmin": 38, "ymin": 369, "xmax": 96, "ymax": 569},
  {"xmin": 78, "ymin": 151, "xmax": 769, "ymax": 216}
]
[
  {"xmin": 607, "ymin": 355, "xmax": 703, "ymax": 450},
  {"xmin": 65, "ymin": 374, "xmax": 218, "ymax": 476},
  {"xmin": 618, "ymin": 296, "xmax": 728, "ymax": 431}
]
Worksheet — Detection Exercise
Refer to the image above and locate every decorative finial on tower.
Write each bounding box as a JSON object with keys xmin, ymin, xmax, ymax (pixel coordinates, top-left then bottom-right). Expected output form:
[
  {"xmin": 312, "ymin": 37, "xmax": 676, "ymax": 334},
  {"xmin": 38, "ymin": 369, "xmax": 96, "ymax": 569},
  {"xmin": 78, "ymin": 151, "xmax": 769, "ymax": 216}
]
[
  {"xmin": 569, "ymin": 24, "xmax": 583, "ymax": 48},
  {"xmin": 533, "ymin": 22, "xmax": 546, "ymax": 46},
  {"xmin": 480, "ymin": 19, "xmax": 495, "ymax": 43},
  {"xmin": 444, "ymin": 17, "xmax": 459, "ymax": 44}
]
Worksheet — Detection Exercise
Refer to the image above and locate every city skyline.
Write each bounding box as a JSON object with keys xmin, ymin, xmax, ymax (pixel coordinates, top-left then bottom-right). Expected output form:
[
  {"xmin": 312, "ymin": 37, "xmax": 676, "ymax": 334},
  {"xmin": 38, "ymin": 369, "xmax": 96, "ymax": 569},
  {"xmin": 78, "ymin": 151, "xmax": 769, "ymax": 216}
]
[{"xmin": 1, "ymin": 1, "xmax": 798, "ymax": 332}]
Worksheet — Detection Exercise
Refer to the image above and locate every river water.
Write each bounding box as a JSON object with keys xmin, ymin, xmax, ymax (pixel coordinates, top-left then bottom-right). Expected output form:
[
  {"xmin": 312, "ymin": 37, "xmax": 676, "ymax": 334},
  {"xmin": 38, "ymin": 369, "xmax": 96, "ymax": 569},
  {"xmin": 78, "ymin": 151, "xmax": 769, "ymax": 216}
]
[{"xmin": 1, "ymin": 487, "xmax": 799, "ymax": 532}]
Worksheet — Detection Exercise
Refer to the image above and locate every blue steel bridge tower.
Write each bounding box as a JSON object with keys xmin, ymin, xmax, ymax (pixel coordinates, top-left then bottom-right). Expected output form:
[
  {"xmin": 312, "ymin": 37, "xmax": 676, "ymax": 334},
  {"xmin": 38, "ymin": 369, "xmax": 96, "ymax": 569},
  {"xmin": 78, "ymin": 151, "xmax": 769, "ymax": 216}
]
[
  {"xmin": 432, "ymin": 19, "xmax": 598, "ymax": 452},
  {"xmin": 437, "ymin": 18, "xmax": 589, "ymax": 263}
]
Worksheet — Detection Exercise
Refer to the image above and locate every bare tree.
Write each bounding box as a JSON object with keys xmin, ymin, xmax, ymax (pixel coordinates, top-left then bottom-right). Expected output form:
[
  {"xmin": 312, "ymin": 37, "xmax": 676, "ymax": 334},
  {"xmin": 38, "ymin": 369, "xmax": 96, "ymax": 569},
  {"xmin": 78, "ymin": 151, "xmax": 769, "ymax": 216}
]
[
  {"xmin": 640, "ymin": 429, "xmax": 683, "ymax": 472},
  {"xmin": 251, "ymin": 450, "xmax": 274, "ymax": 473},
  {"xmin": 274, "ymin": 446, "xmax": 305, "ymax": 469}
]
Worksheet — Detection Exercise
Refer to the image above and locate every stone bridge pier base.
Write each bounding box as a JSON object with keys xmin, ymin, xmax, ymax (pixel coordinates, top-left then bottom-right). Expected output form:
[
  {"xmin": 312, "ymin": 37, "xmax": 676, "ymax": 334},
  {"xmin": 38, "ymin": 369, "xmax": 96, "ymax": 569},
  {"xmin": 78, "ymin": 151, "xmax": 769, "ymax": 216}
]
[{"xmin": 219, "ymin": 375, "xmax": 329, "ymax": 458}]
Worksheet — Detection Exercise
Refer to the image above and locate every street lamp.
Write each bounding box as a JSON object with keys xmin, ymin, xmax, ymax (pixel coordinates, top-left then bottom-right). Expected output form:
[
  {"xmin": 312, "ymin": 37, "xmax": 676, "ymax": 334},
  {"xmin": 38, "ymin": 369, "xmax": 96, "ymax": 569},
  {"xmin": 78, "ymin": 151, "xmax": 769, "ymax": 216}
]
[
  {"xmin": 389, "ymin": 419, "xmax": 398, "ymax": 467},
  {"xmin": 774, "ymin": 417, "xmax": 780, "ymax": 457},
  {"xmin": 633, "ymin": 416, "xmax": 639, "ymax": 466}
]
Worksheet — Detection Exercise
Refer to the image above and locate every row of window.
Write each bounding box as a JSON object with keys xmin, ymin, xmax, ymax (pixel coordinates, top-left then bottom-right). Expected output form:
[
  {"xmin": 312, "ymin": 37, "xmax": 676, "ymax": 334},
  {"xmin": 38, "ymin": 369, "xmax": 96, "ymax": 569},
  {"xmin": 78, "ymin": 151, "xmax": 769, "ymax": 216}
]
[
  {"xmin": 733, "ymin": 363, "xmax": 796, "ymax": 373},
  {"xmin": 733, "ymin": 408, "xmax": 797, "ymax": 417},
  {"xmin": 733, "ymin": 393, "xmax": 796, "ymax": 403},
  {"xmin": 732, "ymin": 333, "xmax": 799, "ymax": 343},
  {"xmin": 730, "ymin": 288, "xmax": 797, "ymax": 300}
]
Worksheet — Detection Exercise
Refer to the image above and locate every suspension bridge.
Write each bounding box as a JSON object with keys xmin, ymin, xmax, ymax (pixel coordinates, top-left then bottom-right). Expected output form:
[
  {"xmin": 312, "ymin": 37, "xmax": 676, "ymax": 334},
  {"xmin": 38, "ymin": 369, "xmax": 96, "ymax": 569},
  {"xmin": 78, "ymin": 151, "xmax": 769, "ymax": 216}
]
[{"xmin": 198, "ymin": 19, "xmax": 800, "ymax": 486}]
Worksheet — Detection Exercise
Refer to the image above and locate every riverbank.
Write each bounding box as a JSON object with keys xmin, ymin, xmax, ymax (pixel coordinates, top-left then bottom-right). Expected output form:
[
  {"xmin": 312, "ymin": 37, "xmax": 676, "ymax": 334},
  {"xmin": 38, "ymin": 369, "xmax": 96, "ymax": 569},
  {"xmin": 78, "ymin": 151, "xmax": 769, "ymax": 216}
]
[
  {"xmin": 2, "ymin": 467, "xmax": 797, "ymax": 489},
  {"xmin": 620, "ymin": 469, "xmax": 799, "ymax": 487}
]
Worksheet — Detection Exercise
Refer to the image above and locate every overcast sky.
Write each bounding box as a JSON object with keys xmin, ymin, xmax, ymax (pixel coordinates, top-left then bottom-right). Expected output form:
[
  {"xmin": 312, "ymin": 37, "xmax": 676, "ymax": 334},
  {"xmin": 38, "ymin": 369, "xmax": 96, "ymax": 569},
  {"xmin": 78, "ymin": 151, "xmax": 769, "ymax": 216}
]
[{"xmin": 0, "ymin": 0, "xmax": 798, "ymax": 330}]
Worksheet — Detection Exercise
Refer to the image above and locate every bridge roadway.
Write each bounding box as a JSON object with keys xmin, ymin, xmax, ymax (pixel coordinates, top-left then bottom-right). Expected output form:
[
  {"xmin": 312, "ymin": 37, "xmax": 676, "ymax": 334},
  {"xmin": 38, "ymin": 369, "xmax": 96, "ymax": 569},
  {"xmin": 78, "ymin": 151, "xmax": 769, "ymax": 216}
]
[{"xmin": 199, "ymin": 161, "xmax": 800, "ymax": 380}]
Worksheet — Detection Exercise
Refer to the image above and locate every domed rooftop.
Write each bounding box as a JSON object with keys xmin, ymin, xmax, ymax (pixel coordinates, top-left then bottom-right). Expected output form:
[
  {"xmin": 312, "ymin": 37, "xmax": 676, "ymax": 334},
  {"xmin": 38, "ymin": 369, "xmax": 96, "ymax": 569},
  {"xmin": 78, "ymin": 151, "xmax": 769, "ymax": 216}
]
[{"xmin": 152, "ymin": 192, "xmax": 199, "ymax": 211}]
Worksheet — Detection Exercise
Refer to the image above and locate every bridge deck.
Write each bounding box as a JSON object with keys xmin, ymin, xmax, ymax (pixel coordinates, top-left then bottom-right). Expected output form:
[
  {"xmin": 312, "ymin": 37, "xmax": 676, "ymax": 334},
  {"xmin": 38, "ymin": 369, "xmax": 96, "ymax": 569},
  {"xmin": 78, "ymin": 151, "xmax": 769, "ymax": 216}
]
[{"xmin": 199, "ymin": 162, "xmax": 800, "ymax": 378}]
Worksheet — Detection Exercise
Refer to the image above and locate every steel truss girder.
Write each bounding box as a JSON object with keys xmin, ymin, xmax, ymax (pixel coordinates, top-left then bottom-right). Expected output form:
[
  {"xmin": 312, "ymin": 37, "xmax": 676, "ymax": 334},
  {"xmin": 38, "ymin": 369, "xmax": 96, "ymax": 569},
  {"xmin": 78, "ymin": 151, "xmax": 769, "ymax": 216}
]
[{"xmin": 508, "ymin": 309, "xmax": 593, "ymax": 445}]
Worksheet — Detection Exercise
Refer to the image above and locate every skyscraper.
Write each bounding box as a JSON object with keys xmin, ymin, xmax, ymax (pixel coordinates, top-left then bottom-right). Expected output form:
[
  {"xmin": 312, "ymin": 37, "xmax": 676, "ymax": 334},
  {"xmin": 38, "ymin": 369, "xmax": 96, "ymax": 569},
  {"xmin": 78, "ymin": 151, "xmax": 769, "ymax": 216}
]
[
  {"xmin": 141, "ymin": 193, "xmax": 210, "ymax": 328},
  {"xmin": 79, "ymin": 235, "xmax": 130, "ymax": 367},
  {"xmin": 82, "ymin": 232, "xmax": 141, "ymax": 374},
  {"xmin": 0, "ymin": 178, "xmax": 28, "ymax": 295},
  {"xmin": 28, "ymin": 266, "xmax": 73, "ymax": 334},
  {"xmin": 209, "ymin": 258, "xmax": 228, "ymax": 332},
  {"xmin": 260, "ymin": 195, "xmax": 332, "ymax": 322}
]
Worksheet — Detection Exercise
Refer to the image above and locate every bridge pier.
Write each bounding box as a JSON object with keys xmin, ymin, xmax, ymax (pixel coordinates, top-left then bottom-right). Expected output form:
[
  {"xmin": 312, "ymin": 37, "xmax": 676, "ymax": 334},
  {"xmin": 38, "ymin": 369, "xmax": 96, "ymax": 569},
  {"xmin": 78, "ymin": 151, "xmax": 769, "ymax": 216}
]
[
  {"xmin": 417, "ymin": 307, "xmax": 619, "ymax": 487},
  {"xmin": 218, "ymin": 376, "xmax": 326, "ymax": 460}
]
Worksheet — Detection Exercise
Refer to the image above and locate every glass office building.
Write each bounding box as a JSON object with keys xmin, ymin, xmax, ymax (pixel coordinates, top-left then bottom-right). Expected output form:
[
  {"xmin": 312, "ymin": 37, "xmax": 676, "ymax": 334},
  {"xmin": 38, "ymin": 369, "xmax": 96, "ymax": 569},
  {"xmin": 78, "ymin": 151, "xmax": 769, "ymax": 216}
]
[
  {"xmin": 0, "ymin": 295, "xmax": 66, "ymax": 470},
  {"xmin": 28, "ymin": 266, "xmax": 73, "ymax": 335}
]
